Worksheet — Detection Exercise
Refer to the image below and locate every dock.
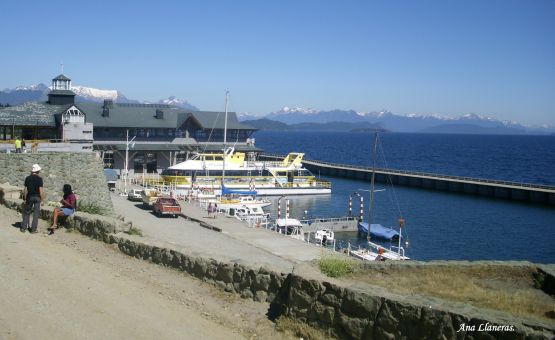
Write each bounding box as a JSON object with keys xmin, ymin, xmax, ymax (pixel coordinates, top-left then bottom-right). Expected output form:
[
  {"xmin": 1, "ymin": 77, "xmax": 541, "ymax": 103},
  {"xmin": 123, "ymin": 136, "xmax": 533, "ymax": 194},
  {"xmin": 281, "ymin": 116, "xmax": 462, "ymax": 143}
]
[{"xmin": 261, "ymin": 154, "xmax": 555, "ymax": 206}]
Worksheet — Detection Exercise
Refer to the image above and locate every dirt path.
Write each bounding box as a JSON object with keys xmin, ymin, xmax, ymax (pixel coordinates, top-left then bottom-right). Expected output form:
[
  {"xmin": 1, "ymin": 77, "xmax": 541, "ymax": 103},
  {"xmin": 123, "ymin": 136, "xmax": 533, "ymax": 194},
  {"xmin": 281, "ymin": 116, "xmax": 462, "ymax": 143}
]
[{"xmin": 0, "ymin": 205, "xmax": 290, "ymax": 340}]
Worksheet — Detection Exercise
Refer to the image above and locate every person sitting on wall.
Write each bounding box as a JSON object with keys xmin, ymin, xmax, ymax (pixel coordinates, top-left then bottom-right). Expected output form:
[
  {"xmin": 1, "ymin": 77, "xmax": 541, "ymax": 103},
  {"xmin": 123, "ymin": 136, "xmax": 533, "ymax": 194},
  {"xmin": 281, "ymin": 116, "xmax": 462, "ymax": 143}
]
[{"xmin": 48, "ymin": 184, "xmax": 77, "ymax": 235}]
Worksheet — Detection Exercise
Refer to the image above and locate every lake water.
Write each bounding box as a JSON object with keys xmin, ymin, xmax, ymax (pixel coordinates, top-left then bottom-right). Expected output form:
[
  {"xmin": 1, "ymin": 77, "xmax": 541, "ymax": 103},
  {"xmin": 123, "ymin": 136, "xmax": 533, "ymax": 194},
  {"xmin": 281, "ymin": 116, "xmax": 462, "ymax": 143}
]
[{"xmin": 253, "ymin": 131, "xmax": 555, "ymax": 263}]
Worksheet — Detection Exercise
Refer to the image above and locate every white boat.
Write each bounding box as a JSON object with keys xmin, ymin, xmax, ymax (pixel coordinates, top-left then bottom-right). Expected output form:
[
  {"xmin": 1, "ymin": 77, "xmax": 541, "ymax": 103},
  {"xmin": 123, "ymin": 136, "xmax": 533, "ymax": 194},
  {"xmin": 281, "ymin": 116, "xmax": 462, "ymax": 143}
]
[
  {"xmin": 275, "ymin": 218, "xmax": 305, "ymax": 241},
  {"xmin": 314, "ymin": 229, "xmax": 334, "ymax": 245},
  {"xmin": 217, "ymin": 195, "xmax": 271, "ymax": 209},
  {"xmin": 349, "ymin": 132, "xmax": 410, "ymax": 261},
  {"xmin": 161, "ymin": 91, "xmax": 330, "ymax": 196},
  {"xmin": 234, "ymin": 205, "xmax": 270, "ymax": 222},
  {"xmin": 161, "ymin": 149, "xmax": 331, "ymax": 196},
  {"xmin": 349, "ymin": 242, "xmax": 409, "ymax": 261}
]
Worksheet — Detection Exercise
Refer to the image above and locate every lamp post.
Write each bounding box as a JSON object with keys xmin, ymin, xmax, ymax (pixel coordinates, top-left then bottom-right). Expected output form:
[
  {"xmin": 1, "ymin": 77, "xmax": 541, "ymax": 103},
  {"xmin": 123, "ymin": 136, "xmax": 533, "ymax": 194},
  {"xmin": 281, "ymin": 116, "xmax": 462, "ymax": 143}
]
[{"xmin": 124, "ymin": 129, "xmax": 136, "ymax": 195}]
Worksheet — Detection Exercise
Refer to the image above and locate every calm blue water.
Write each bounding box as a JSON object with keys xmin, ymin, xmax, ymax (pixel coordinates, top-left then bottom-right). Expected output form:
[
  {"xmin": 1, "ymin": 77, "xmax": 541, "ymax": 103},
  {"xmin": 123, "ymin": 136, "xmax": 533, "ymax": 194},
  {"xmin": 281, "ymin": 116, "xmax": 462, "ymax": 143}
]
[{"xmin": 254, "ymin": 131, "xmax": 555, "ymax": 263}]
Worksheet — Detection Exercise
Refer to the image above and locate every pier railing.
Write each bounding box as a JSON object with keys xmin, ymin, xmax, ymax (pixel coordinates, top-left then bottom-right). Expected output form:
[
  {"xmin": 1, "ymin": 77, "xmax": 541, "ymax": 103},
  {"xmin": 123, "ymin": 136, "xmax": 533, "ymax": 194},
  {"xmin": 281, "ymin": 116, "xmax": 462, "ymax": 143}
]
[{"xmin": 260, "ymin": 153, "xmax": 555, "ymax": 192}]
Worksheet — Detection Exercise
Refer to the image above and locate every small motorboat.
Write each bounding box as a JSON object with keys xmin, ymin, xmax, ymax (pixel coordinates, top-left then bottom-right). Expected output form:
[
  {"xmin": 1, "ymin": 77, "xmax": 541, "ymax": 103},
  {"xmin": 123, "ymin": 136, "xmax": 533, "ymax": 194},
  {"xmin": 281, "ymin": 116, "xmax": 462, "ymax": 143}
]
[
  {"xmin": 314, "ymin": 229, "xmax": 334, "ymax": 245},
  {"xmin": 275, "ymin": 218, "xmax": 305, "ymax": 241}
]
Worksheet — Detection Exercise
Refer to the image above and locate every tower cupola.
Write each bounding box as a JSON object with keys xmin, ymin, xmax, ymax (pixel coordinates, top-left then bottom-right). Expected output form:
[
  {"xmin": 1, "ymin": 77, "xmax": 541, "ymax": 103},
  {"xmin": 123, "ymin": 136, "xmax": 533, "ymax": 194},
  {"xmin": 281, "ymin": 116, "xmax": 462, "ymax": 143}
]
[
  {"xmin": 48, "ymin": 74, "xmax": 76, "ymax": 105},
  {"xmin": 52, "ymin": 74, "xmax": 71, "ymax": 90}
]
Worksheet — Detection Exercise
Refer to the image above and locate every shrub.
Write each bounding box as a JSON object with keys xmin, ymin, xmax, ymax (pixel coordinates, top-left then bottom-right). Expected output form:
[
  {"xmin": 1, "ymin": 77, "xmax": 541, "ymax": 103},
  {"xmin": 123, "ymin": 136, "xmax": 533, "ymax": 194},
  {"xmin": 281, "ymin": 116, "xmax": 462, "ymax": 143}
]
[
  {"xmin": 318, "ymin": 254, "xmax": 357, "ymax": 278},
  {"xmin": 77, "ymin": 200, "xmax": 108, "ymax": 216},
  {"xmin": 125, "ymin": 226, "xmax": 143, "ymax": 237}
]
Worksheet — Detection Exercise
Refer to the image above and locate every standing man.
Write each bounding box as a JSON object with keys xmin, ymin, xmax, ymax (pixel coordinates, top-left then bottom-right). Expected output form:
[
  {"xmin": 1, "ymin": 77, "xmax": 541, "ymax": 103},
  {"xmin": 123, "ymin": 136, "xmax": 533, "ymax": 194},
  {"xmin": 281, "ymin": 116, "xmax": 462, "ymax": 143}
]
[
  {"xmin": 14, "ymin": 137, "xmax": 22, "ymax": 153},
  {"xmin": 21, "ymin": 164, "xmax": 44, "ymax": 233}
]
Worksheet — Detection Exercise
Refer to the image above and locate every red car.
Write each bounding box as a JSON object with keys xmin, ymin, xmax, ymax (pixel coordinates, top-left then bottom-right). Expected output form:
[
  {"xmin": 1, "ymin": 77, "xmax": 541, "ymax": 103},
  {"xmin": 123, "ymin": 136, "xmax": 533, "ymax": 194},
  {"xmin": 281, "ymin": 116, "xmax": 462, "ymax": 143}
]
[{"xmin": 152, "ymin": 197, "xmax": 181, "ymax": 218}]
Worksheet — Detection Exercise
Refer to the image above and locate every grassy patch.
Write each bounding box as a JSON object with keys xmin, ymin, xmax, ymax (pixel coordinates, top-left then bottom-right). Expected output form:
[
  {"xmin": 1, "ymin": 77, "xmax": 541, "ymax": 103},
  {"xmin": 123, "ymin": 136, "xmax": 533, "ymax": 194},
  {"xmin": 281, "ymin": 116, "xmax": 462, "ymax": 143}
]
[
  {"xmin": 318, "ymin": 254, "xmax": 358, "ymax": 278},
  {"xmin": 77, "ymin": 200, "xmax": 109, "ymax": 216},
  {"xmin": 124, "ymin": 226, "xmax": 143, "ymax": 237},
  {"xmin": 275, "ymin": 316, "xmax": 332, "ymax": 340},
  {"xmin": 350, "ymin": 264, "xmax": 555, "ymax": 322}
]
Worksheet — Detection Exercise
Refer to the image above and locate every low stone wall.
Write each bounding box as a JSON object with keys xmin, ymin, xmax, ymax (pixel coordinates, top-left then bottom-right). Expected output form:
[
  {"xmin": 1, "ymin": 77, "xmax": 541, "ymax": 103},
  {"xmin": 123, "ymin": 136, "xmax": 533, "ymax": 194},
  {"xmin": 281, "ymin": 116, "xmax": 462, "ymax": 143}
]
[
  {"xmin": 285, "ymin": 272, "xmax": 555, "ymax": 339},
  {"xmin": 2, "ymin": 198, "xmax": 117, "ymax": 241},
  {"xmin": 1, "ymin": 196, "xmax": 553, "ymax": 339},
  {"xmin": 0, "ymin": 152, "xmax": 114, "ymax": 216},
  {"xmin": 113, "ymin": 236, "xmax": 288, "ymax": 303}
]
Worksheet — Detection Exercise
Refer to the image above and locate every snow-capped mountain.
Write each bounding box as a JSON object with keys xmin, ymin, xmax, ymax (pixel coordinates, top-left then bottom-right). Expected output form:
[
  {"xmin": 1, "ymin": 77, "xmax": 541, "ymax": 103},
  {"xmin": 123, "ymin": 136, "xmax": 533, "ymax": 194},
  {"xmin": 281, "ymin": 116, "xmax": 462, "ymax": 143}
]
[
  {"xmin": 155, "ymin": 96, "xmax": 198, "ymax": 111},
  {"xmin": 0, "ymin": 84, "xmax": 49, "ymax": 105},
  {"xmin": 267, "ymin": 106, "xmax": 365, "ymax": 124},
  {"xmin": 70, "ymin": 86, "xmax": 118, "ymax": 101},
  {"xmin": 256, "ymin": 106, "xmax": 554, "ymax": 134},
  {"xmin": 0, "ymin": 83, "xmax": 197, "ymax": 110}
]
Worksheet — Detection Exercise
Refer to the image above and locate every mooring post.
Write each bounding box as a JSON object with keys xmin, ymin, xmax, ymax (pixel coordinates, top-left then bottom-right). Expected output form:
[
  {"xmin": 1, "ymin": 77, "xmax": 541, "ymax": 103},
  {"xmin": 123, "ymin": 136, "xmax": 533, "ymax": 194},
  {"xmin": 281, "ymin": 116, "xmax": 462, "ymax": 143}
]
[{"xmin": 360, "ymin": 196, "xmax": 364, "ymax": 221}]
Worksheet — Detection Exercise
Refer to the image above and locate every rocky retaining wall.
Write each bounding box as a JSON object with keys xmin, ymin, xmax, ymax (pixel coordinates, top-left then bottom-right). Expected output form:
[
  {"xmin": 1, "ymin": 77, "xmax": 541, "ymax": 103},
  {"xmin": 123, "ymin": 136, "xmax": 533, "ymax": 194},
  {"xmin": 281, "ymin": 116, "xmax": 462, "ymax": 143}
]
[
  {"xmin": 285, "ymin": 272, "xmax": 555, "ymax": 339},
  {"xmin": 1, "ymin": 196, "xmax": 553, "ymax": 339},
  {"xmin": 0, "ymin": 153, "xmax": 114, "ymax": 216},
  {"xmin": 2, "ymin": 199, "xmax": 117, "ymax": 240}
]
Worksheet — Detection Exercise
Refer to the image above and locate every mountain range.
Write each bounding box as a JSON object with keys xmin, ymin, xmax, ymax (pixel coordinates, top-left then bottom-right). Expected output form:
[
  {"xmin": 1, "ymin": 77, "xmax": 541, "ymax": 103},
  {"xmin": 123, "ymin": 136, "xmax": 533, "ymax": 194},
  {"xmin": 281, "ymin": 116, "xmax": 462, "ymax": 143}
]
[
  {"xmin": 0, "ymin": 83, "xmax": 198, "ymax": 111},
  {"xmin": 1, "ymin": 84, "xmax": 552, "ymax": 134},
  {"xmin": 243, "ymin": 107, "xmax": 554, "ymax": 134}
]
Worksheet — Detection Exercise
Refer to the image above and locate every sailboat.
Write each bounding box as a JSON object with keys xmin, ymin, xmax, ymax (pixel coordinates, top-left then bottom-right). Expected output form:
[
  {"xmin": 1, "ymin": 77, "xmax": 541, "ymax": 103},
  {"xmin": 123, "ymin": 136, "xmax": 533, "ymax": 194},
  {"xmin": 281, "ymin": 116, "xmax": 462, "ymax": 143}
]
[
  {"xmin": 349, "ymin": 131, "xmax": 409, "ymax": 261},
  {"xmin": 216, "ymin": 91, "xmax": 271, "ymax": 215}
]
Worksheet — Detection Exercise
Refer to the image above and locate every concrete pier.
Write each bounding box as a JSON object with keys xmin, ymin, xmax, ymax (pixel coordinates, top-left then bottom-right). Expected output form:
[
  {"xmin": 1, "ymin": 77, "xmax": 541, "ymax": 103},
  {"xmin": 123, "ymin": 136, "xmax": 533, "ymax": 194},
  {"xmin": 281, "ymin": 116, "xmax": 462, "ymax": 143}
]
[{"xmin": 260, "ymin": 154, "xmax": 555, "ymax": 206}]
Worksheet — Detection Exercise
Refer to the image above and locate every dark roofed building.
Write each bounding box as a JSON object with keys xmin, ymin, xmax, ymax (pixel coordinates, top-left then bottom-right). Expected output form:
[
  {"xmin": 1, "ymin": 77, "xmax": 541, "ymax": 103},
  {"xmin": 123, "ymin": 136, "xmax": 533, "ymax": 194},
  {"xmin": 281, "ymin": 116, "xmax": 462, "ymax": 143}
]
[{"xmin": 0, "ymin": 73, "xmax": 259, "ymax": 174}]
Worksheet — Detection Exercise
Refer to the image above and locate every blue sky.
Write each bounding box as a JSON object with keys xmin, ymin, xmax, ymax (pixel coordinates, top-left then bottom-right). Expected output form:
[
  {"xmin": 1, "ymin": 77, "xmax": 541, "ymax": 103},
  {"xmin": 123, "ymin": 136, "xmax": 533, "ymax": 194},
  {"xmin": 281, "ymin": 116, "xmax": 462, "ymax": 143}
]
[{"xmin": 1, "ymin": 0, "xmax": 554, "ymax": 125}]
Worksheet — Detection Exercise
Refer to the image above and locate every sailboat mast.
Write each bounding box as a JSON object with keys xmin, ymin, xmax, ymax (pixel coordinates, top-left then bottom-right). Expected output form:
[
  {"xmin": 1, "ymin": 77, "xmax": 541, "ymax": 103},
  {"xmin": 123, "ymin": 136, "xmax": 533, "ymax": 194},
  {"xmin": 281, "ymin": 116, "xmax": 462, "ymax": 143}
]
[
  {"xmin": 368, "ymin": 131, "xmax": 379, "ymax": 242},
  {"xmin": 222, "ymin": 90, "xmax": 229, "ymax": 188}
]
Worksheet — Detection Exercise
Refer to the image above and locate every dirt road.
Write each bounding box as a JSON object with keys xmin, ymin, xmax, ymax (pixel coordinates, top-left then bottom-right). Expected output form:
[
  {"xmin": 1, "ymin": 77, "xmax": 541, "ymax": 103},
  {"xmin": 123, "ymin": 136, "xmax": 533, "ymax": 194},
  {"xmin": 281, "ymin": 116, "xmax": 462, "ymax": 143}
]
[{"xmin": 0, "ymin": 205, "xmax": 289, "ymax": 340}]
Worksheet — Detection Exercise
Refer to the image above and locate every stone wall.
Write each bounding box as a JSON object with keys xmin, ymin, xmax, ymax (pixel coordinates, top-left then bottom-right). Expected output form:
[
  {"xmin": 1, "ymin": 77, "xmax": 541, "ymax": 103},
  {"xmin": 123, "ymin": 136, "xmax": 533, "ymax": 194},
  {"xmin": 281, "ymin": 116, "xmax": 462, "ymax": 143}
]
[
  {"xmin": 0, "ymin": 152, "xmax": 114, "ymax": 216},
  {"xmin": 284, "ymin": 272, "xmax": 555, "ymax": 339}
]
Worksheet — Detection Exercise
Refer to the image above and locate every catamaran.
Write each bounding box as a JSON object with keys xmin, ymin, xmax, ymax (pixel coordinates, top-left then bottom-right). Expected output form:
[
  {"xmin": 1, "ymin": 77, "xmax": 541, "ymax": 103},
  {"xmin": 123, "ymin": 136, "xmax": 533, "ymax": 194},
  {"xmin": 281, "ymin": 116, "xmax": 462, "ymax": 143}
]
[
  {"xmin": 161, "ymin": 91, "xmax": 331, "ymax": 196},
  {"xmin": 161, "ymin": 149, "xmax": 331, "ymax": 195}
]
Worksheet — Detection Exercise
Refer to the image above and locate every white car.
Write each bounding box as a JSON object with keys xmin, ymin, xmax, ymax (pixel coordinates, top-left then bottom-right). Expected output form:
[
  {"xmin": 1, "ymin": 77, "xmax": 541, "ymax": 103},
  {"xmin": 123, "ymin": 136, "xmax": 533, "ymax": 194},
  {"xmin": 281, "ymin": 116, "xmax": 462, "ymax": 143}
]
[{"xmin": 127, "ymin": 189, "xmax": 142, "ymax": 201}]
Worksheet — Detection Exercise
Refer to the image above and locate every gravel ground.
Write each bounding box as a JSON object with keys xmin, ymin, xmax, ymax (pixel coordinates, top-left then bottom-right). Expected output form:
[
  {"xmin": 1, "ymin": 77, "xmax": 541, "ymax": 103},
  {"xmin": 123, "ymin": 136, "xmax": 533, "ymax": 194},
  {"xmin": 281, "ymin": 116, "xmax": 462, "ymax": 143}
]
[{"xmin": 0, "ymin": 204, "xmax": 291, "ymax": 340}]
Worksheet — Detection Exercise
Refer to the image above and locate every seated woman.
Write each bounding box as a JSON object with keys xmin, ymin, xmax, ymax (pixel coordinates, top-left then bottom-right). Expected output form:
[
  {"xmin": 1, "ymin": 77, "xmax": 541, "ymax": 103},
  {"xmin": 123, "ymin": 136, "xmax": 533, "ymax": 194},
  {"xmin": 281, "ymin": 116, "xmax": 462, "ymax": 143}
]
[{"xmin": 49, "ymin": 184, "xmax": 77, "ymax": 235}]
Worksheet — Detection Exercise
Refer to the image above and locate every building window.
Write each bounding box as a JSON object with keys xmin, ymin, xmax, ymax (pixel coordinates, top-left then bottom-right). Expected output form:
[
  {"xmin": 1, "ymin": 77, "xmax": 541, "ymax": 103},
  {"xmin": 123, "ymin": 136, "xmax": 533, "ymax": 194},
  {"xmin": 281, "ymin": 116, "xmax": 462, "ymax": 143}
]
[
  {"xmin": 63, "ymin": 106, "xmax": 84, "ymax": 124},
  {"xmin": 175, "ymin": 151, "xmax": 187, "ymax": 163},
  {"xmin": 146, "ymin": 153, "xmax": 157, "ymax": 173},
  {"xmin": 103, "ymin": 151, "xmax": 114, "ymax": 169},
  {"xmin": 134, "ymin": 153, "xmax": 145, "ymax": 172}
]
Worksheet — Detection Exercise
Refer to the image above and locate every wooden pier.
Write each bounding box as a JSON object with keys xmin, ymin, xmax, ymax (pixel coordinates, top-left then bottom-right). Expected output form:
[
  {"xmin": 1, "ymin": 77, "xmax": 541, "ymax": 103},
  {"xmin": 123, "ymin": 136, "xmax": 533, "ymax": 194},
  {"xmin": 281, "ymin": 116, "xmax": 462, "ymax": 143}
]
[{"xmin": 260, "ymin": 154, "xmax": 555, "ymax": 206}]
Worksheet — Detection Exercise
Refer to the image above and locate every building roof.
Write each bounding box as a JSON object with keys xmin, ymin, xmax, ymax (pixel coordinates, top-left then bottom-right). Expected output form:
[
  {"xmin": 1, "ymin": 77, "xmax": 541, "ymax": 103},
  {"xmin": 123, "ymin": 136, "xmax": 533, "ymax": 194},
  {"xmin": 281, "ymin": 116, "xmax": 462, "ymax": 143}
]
[
  {"xmin": 53, "ymin": 74, "xmax": 71, "ymax": 81},
  {"xmin": 79, "ymin": 102, "xmax": 256, "ymax": 131},
  {"xmin": 78, "ymin": 102, "xmax": 184, "ymax": 128},
  {"xmin": 0, "ymin": 101, "xmax": 67, "ymax": 126},
  {"xmin": 0, "ymin": 99, "xmax": 256, "ymax": 133},
  {"xmin": 181, "ymin": 111, "xmax": 255, "ymax": 130}
]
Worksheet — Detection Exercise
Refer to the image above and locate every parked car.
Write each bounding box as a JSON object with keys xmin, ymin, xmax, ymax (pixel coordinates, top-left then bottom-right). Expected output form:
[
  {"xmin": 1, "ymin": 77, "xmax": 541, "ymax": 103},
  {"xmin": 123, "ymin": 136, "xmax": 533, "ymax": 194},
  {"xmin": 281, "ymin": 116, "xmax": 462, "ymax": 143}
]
[
  {"xmin": 104, "ymin": 169, "xmax": 118, "ymax": 192},
  {"xmin": 152, "ymin": 197, "xmax": 181, "ymax": 218},
  {"xmin": 127, "ymin": 189, "xmax": 142, "ymax": 201}
]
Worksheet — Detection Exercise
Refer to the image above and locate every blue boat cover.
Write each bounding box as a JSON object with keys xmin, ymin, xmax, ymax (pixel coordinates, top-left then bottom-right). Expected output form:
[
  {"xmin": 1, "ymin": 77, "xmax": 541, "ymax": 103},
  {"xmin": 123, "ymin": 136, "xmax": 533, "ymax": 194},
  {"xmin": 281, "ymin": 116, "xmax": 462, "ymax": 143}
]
[
  {"xmin": 221, "ymin": 186, "xmax": 257, "ymax": 196},
  {"xmin": 358, "ymin": 222, "xmax": 400, "ymax": 241}
]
